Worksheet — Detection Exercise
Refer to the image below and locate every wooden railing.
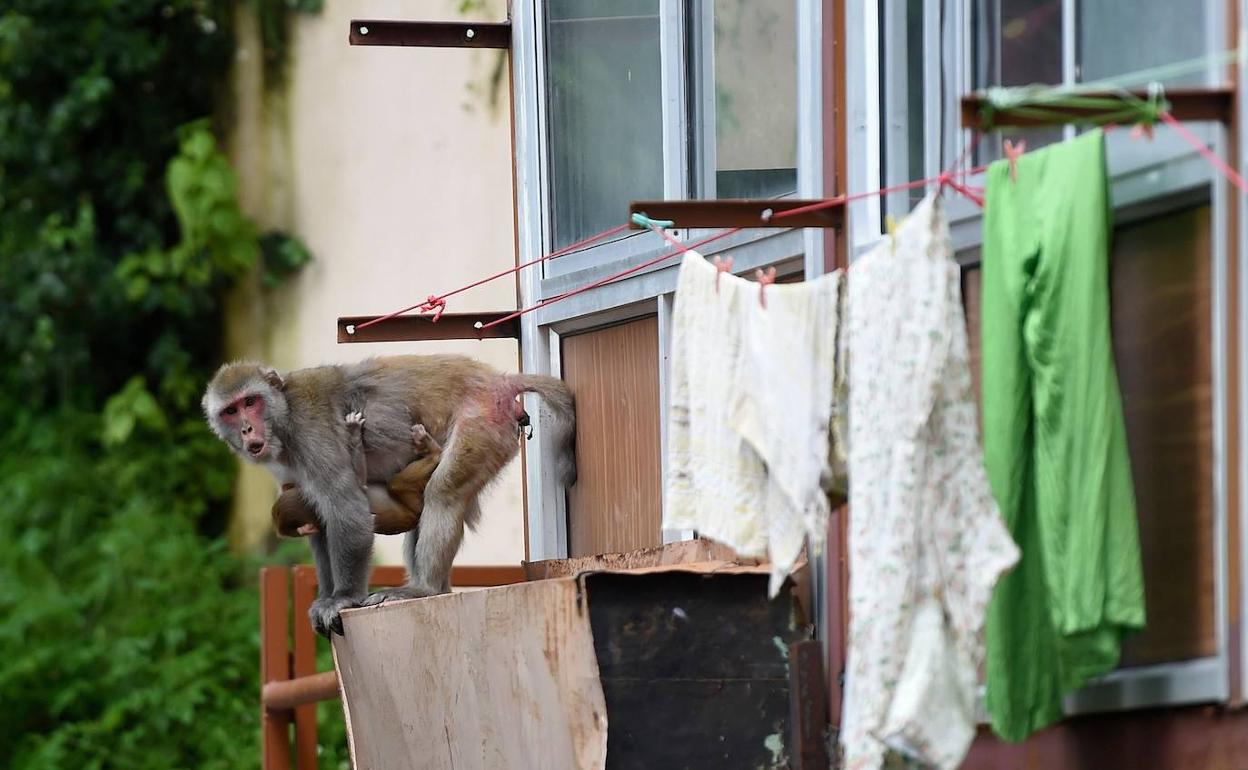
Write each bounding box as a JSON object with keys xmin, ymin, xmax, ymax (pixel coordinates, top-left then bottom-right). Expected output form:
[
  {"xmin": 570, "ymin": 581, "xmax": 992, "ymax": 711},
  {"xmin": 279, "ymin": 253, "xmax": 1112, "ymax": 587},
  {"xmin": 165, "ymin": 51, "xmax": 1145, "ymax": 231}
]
[{"xmin": 259, "ymin": 564, "xmax": 527, "ymax": 770}]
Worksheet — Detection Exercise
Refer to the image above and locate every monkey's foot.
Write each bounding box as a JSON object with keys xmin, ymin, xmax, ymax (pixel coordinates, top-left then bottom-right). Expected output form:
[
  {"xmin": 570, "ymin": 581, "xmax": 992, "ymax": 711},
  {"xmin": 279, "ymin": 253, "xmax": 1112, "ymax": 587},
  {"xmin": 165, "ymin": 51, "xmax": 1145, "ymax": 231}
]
[
  {"xmin": 309, "ymin": 595, "xmax": 360, "ymax": 638},
  {"xmin": 345, "ymin": 411, "xmax": 365, "ymax": 429},
  {"xmin": 361, "ymin": 583, "xmax": 444, "ymax": 607},
  {"xmin": 410, "ymin": 423, "xmax": 431, "ymax": 453}
]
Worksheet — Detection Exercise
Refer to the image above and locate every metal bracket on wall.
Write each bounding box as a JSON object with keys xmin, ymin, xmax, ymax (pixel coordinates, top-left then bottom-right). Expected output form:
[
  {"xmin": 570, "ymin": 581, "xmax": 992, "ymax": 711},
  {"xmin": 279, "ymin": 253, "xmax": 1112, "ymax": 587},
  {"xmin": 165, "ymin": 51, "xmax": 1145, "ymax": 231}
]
[
  {"xmin": 337, "ymin": 313, "xmax": 520, "ymax": 343},
  {"xmin": 960, "ymin": 86, "xmax": 1234, "ymax": 130},
  {"xmin": 628, "ymin": 199, "xmax": 843, "ymax": 230},
  {"xmin": 349, "ymin": 19, "xmax": 511, "ymax": 49}
]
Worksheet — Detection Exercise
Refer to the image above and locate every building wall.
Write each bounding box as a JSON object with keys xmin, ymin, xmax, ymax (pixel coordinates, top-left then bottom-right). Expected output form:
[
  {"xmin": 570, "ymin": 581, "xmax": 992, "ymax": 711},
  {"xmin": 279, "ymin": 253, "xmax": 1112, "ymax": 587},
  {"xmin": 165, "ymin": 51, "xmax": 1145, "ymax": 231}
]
[{"xmin": 225, "ymin": 0, "xmax": 524, "ymax": 567}]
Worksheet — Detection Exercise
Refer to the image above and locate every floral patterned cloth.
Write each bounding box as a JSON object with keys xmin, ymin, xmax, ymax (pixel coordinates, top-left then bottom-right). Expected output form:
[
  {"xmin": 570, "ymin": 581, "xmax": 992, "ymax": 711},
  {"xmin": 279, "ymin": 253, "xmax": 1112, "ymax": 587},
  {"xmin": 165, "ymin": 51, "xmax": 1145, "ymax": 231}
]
[{"xmin": 841, "ymin": 193, "xmax": 1019, "ymax": 770}]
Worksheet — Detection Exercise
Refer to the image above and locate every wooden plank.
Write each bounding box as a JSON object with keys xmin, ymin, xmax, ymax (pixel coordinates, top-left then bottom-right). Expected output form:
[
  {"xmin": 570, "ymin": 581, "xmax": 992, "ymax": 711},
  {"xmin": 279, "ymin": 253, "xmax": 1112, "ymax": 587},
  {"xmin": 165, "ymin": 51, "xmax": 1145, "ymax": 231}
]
[
  {"xmin": 334, "ymin": 580, "xmax": 607, "ymax": 770},
  {"xmin": 629, "ymin": 198, "xmax": 843, "ymax": 229},
  {"xmin": 960, "ymin": 86, "xmax": 1234, "ymax": 130},
  {"xmin": 260, "ymin": 567, "xmax": 292, "ymax": 770},
  {"xmin": 348, "ymin": 20, "xmax": 510, "ymax": 49},
  {"xmin": 337, "ymin": 313, "xmax": 519, "ymax": 343},
  {"xmin": 561, "ymin": 317, "xmax": 663, "ymax": 557},
  {"xmin": 964, "ymin": 706, "xmax": 1248, "ymax": 769},
  {"xmin": 290, "ymin": 568, "xmax": 319, "ymax": 769},
  {"xmin": 523, "ymin": 540, "xmax": 757, "ymax": 580}
]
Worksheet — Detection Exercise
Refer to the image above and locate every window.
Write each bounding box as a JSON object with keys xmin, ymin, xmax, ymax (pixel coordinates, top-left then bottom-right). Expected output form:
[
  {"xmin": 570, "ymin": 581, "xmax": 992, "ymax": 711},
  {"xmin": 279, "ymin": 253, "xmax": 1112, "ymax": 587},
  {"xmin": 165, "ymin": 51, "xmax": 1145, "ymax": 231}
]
[
  {"xmin": 862, "ymin": 0, "xmax": 1232, "ymax": 715},
  {"xmin": 544, "ymin": 0, "xmax": 663, "ymax": 249},
  {"xmin": 514, "ymin": 0, "xmax": 812, "ymax": 560},
  {"xmin": 689, "ymin": 0, "xmax": 799, "ymax": 199}
]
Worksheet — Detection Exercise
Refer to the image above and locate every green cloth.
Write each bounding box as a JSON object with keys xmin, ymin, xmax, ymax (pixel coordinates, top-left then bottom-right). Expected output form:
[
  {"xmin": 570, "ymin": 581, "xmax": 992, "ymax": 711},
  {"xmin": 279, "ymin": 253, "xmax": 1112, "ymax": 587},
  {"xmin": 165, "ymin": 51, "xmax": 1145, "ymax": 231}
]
[{"xmin": 980, "ymin": 129, "xmax": 1146, "ymax": 741}]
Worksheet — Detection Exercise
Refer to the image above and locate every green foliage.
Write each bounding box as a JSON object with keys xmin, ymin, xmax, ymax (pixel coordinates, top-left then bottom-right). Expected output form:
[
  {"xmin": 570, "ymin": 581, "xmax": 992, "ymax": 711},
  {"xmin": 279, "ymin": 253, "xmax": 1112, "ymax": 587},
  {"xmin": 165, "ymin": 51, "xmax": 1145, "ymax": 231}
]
[{"xmin": 0, "ymin": 0, "xmax": 335, "ymax": 768}]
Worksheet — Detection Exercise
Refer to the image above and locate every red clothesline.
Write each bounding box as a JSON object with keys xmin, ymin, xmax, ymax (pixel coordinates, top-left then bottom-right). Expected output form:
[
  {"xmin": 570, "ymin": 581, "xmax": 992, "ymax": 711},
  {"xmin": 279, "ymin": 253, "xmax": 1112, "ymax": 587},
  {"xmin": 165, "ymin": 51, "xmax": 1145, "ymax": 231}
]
[{"xmin": 357, "ymin": 111, "xmax": 1242, "ymax": 336}]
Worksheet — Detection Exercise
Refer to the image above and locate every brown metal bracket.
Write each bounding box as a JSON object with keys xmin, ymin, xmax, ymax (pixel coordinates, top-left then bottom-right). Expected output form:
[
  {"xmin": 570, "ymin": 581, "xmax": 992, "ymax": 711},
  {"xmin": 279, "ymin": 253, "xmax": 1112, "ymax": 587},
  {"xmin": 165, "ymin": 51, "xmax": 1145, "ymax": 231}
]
[
  {"xmin": 960, "ymin": 86, "xmax": 1234, "ymax": 130},
  {"xmin": 349, "ymin": 19, "xmax": 511, "ymax": 49},
  {"xmin": 629, "ymin": 199, "xmax": 843, "ymax": 230},
  {"xmin": 788, "ymin": 639, "xmax": 831, "ymax": 770},
  {"xmin": 338, "ymin": 312, "xmax": 519, "ymax": 343}
]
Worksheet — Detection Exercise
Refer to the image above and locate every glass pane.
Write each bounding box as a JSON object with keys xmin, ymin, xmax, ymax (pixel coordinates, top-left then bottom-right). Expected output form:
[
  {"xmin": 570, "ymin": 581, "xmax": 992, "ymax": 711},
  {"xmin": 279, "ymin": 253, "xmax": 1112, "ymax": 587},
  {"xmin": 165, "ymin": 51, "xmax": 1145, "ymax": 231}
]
[
  {"xmin": 972, "ymin": 0, "xmax": 1065, "ymax": 162},
  {"xmin": 697, "ymin": 0, "xmax": 798, "ymax": 199},
  {"xmin": 881, "ymin": 0, "xmax": 928, "ymax": 218},
  {"xmin": 545, "ymin": 0, "xmax": 663, "ymax": 249},
  {"xmin": 1078, "ymin": 0, "xmax": 1205, "ymax": 86}
]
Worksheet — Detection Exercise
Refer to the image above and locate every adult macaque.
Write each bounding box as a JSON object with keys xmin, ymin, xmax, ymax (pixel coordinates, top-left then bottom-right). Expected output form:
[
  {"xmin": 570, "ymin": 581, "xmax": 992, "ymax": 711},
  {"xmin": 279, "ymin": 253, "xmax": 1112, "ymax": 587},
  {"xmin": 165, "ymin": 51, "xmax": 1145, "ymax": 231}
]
[
  {"xmin": 203, "ymin": 355, "xmax": 576, "ymax": 637},
  {"xmin": 271, "ymin": 417, "xmax": 443, "ymax": 538}
]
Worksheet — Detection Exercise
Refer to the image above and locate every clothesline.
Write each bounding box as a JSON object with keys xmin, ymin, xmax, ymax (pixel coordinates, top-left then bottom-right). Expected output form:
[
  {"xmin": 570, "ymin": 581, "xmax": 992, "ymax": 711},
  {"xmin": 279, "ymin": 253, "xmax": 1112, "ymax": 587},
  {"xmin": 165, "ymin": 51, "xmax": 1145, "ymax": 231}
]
[
  {"xmin": 359, "ymin": 134, "xmax": 987, "ymax": 335},
  {"xmin": 355, "ymin": 103, "xmax": 1245, "ymax": 338}
]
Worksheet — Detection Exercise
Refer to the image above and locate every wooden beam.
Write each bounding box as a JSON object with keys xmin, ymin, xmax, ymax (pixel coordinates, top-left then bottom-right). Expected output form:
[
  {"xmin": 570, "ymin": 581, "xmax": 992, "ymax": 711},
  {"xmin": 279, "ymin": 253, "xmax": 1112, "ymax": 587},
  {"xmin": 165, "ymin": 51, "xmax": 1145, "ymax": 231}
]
[
  {"xmin": 262, "ymin": 671, "xmax": 341, "ymax": 712},
  {"xmin": 348, "ymin": 19, "xmax": 510, "ymax": 49},
  {"xmin": 337, "ymin": 312, "xmax": 519, "ymax": 343},
  {"xmin": 629, "ymin": 199, "xmax": 843, "ymax": 230},
  {"xmin": 960, "ymin": 86, "xmax": 1234, "ymax": 130},
  {"xmin": 260, "ymin": 568, "xmax": 292, "ymax": 770}
]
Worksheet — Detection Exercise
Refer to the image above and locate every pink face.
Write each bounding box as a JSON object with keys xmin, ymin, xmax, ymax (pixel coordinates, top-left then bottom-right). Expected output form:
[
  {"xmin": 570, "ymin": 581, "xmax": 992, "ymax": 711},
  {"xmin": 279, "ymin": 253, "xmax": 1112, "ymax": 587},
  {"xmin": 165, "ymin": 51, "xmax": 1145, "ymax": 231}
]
[{"xmin": 219, "ymin": 393, "xmax": 270, "ymax": 460}]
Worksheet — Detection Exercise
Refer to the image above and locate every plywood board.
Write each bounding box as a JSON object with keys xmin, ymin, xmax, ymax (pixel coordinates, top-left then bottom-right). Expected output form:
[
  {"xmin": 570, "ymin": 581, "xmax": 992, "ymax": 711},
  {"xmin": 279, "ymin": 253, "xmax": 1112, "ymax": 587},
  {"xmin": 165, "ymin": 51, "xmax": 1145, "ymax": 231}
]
[
  {"xmin": 523, "ymin": 539, "xmax": 758, "ymax": 580},
  {"xmin": 560, "ymin": 317, "xmax": 663, "ymax": 557},
  {"xmin": 333, "ymin": 580, "xmax": 607, "ymax": 770}
]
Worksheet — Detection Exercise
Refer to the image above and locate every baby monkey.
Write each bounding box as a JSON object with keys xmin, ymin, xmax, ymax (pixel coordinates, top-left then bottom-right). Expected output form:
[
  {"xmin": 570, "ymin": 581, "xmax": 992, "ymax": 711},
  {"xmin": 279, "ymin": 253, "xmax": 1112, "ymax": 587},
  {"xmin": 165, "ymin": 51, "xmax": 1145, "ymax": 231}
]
[{"xmin": 271, "ymin": 413, "xmax": 442, "ymax": 538}]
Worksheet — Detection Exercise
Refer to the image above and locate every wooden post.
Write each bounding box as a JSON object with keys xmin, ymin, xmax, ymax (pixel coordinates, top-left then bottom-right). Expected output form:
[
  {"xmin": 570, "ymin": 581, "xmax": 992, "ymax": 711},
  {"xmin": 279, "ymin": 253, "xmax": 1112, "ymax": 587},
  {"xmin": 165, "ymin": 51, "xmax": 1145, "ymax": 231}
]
[
  {"xmin": 291, "ymin": 566, "xmax": 320, "ymax": 769},
  {"xmin": 260, "ymin": 567, "xmax": 292, "ymax": 770}
]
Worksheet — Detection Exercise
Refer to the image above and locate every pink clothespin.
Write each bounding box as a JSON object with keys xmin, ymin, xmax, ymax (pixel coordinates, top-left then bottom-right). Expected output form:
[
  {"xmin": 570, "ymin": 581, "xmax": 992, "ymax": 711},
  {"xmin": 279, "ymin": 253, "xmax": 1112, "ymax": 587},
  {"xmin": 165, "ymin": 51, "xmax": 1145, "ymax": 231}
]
[
  {"xmin": 1130, "ymin": 122, "xmax": 1155, "ymax": 141},
  {"xmin": 755, "ymin": 267, "xmax": 776, "ymax": 309},
  {"xmin": 712, "ymin": 255, "xmax": 734, "ymax": 293},
  {"xmin": 419, "ymin": 294, "xmax": 447, "ymax": 322},
  {"xmin": 1003, "ymin": 139, "xmax": 1026, "ymax": 182}
]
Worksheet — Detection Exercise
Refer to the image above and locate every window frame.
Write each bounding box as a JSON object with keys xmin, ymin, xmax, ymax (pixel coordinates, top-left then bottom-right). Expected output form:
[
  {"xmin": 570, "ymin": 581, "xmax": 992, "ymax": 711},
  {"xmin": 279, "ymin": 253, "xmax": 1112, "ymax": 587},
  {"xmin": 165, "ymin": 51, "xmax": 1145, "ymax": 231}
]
[
  {"xmin": 857, "ymin": 0, "xmax": 1235, "ymax": 714},
  {"xmin": 514, "ymin": 0, "xmax": 817, "ymax": 561}
]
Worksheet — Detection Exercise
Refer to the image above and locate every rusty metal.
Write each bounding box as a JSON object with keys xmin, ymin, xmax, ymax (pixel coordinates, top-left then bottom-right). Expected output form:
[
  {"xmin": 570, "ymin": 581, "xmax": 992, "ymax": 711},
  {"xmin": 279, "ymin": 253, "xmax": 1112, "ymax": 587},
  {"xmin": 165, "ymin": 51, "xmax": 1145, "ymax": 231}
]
[
  {"xmin": 349, "ymin": 19, "xmax": 510, "ymax": 49},
  {"xmin": 964, "ymin": 706, "xmax": 1248, "ymax": 769},
  {"xmin": 788, "ymin": 640, "xmax": 831, "ymax": 770},
  {"xmin": 960, "ymin": 86, "xmax": 1234, "ymax": 130},
  {"xmin": 629, "ymin": 199, "xmax": 843, "ymax": 230},
  {"xmin": 338, "ymin": 312, "xmax": 520, "ymax": 343},
  {"xmin": 260, "ymin": 568, "xmax": 292, "ymax": 770},
  {"xmin": 263, "ymin": 671, "xmax": 341, "ymax": 712}
]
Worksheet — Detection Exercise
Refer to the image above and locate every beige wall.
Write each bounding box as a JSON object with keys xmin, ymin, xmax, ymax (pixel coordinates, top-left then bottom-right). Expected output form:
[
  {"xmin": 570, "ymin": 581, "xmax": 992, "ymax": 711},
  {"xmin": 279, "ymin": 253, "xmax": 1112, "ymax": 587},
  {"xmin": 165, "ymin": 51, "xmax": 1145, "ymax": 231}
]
[{"xmin": 226, "ymin": 0, "xmax": 524, "ymax": 567}]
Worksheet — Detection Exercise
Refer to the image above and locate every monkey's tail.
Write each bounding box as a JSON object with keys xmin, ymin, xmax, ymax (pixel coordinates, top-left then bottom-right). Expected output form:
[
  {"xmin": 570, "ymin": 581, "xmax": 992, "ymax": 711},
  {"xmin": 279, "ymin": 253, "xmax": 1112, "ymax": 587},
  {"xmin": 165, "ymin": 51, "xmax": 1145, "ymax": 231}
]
[{"xmin": 510, "ymin": 374, "xmax": 577, "ymax": 487}]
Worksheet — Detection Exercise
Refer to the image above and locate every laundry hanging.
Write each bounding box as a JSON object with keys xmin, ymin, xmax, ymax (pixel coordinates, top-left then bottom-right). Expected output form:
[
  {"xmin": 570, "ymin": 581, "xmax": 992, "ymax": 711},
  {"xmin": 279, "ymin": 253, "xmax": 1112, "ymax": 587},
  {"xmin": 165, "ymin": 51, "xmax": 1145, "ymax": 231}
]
[
  {"xmin": 981, "ymin": 128, "xmax": 1147, "ymax": 741},
  {"xmin": 840, "ymin": 192, "xmax": 1019, "ymax": 770},
  {"xmin": 663, "ymin": 250, "xmax": 843, "ymax": 596}
]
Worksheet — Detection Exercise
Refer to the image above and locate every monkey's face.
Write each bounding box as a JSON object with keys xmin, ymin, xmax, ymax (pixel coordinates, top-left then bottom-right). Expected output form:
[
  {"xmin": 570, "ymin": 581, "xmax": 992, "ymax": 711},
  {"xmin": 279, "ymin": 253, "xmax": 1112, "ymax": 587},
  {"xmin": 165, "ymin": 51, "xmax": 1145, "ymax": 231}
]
[
  {"xmin": 217, "ymin": 391, "xmax": 273, "ymax": 460},
  {"xmin": 203, "ymin": 362, "xmax": 288, "ymax": 463}
]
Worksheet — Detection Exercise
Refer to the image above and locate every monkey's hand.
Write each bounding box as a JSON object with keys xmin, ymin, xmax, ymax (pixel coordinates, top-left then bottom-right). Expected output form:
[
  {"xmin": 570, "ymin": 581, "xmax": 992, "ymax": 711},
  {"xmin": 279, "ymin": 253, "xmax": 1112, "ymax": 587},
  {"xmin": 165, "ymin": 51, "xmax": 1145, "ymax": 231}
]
[{"xmin": 308, "ymin": 595, "xmax": 360, "ymax": 638}]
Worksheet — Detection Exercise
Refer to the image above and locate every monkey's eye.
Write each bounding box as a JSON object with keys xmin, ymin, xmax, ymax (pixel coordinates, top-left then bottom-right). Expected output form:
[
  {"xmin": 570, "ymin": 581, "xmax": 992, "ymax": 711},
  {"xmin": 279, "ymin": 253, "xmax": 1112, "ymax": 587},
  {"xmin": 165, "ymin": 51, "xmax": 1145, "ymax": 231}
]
[
  {"xmin": 244, "ymin": 396, "xmax": 256, "ymax": 408},
  {"xmin": 224, "ymin": 406, "xmax": 238, "ymax": 416}
]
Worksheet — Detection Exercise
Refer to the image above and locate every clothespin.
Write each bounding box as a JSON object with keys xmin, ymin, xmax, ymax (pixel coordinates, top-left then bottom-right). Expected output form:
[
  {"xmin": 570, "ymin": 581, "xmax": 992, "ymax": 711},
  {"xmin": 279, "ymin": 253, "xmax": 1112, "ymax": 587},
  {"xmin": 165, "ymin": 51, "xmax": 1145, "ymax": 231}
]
[
  {"xmin": 419, "ymin": 294, "xmax": 447, "ymax": 322},
  {"xmin": 630, "ymin": 212, "xmax": 676, "ymax": 230},
  {"xmin": 712, "ymin": 255, "xmax": 734, "ymax": 293},
  {"xmin": 1003, "ymin": 138, "xmax": 1026, "ymax": 182},
  {"xmin": 755, "ymin": 267, "xmax": 776, "ymax": 309},
  {"xmin": 884, "ymin": 214, "xmax": 902, "ymax": 253},
  {"xmin": 1130, "ymin": 122, "xmax": 1155, "ymax": 141}
]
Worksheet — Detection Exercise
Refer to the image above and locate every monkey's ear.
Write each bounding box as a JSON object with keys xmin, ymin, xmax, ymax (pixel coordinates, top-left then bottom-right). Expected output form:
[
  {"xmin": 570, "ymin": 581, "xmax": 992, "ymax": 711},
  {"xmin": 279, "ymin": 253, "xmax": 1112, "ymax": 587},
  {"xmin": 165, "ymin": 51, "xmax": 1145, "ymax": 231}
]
[{"xmin": 261, "ymin": 367, "xmax": 286, "ymax": 391}]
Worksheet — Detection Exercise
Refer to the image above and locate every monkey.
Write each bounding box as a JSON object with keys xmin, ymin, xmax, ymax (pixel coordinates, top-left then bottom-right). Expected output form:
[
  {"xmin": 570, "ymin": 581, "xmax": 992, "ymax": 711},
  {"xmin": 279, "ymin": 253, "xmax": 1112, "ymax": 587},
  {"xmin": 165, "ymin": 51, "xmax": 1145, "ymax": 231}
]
[
  {"xmin": 270, "ymin": 416, "xmax": 443, "ymax": 538},
  {"xmin": 203, "ymin": 354, "xmax": 575, "ymax": 637}
]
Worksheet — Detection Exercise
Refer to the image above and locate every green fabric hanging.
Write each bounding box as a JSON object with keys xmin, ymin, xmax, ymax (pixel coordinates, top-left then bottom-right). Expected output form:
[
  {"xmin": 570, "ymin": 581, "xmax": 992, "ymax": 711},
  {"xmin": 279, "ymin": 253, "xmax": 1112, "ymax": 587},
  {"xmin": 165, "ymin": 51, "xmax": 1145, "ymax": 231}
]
[{"xmin": 980, "ymin": 129, "xmax": 1147, "ymax": 741}]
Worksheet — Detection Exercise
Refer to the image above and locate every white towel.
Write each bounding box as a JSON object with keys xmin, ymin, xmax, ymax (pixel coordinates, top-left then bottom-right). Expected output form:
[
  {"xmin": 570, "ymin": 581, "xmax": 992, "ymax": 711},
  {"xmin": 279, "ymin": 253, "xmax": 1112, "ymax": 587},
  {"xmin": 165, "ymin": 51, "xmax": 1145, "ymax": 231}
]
[{"xmin": 663, "ymin": 251, "xmax": 843, "ymax": 596}]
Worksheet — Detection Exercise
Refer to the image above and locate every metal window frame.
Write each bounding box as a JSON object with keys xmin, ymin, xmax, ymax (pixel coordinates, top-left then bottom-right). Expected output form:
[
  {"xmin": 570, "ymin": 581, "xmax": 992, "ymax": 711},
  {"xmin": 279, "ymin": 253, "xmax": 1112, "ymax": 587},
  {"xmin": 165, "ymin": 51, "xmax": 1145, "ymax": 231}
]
[
  {"xmin": 859, "ymin": 0, "xmax": 1234, "ymax": 714},
  {"xmin": 515, "ymin": 0, "xmax": 816, "ymax": 559}
]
